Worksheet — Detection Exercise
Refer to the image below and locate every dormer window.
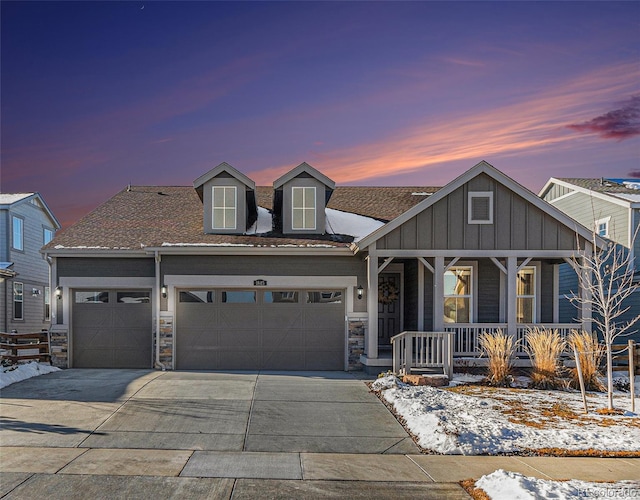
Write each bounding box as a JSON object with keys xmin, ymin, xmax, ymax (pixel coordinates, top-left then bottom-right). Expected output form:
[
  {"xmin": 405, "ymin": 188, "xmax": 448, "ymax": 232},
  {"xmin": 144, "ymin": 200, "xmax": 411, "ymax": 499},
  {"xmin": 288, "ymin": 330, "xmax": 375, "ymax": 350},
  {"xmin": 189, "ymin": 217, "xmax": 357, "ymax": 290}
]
[
  {"xmin": 212, "ymin": 186, "xmax": 237, "ymax": 230},
  {"xmin": 292, "ymin": 187, "xmax": 316, "ymax": 230}
]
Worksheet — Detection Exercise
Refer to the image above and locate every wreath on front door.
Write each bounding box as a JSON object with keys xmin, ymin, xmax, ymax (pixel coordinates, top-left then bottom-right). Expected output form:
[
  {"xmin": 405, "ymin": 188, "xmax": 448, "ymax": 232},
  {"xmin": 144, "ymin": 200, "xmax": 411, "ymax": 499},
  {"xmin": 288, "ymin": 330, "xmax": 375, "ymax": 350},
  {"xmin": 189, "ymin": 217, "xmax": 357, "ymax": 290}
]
[{"xmin": 378, "ymin": 282, "xmax": 399, "ymax": 304}]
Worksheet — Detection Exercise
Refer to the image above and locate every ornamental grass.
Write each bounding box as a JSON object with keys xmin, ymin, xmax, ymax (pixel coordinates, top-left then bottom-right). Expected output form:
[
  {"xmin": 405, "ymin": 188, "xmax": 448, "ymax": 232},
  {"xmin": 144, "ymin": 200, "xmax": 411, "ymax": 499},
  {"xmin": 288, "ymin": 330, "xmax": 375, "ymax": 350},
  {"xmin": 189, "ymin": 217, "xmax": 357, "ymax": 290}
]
[
  {"xmin": 567, "ymin": 329, "xmax": 605, "ymax": 392},
  {"xmin": 478, "ymin": 329, "xmax": 517, "ymax": 387},
  {"xmin": 525, "ymin": 327, "xmax": 566, "ymax": 390}
]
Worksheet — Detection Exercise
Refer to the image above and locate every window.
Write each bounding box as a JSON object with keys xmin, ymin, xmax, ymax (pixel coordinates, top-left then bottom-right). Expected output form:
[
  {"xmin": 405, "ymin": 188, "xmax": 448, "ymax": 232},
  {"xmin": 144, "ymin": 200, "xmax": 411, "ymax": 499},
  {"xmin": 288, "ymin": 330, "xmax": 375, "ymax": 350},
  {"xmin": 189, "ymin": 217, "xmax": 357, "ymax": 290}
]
[
  {"xmin": 221, "ymin": 291, "xmax": 255, "ymax": 303},
  {"xmin": 44, "ymin": 228, "xmax": 54, "ymax": 245},
  {"xmin": 264, "ymin": 291, "xmax": 299, "ymax": 303},
  {"xmin": 180, "ymin": 290, "xmax": 214, "ymax": 303},
  {"xmin": 117, "ymin": 291, "xmax": 151, "ymax": 303},
  {"xmin": 44, "ymin": 286, "xmax": 51, "ymax": 321},
  {"xmin": 444, "ymin": 267, "xmax": 472, "ymax": 323},
  {"xmin": 75, "ymin": 291, "xmax": 109, "ymax": 303},
  {"xmin": 13, "ymin": 282, "xmax": 24, "ymax": 320},
  {"xmin": 306, "ymin": 291, "xmax": 342, "ymax": 304},
  {"xmin": 12, "ymin": 216, "xmax": 24, "ymax": 250},
  {"xmin": 468, "ymin": 192, "xmax": 493, "ymax": 224},
  {"xmin": 516, "ymin": 267, "xmax": 536, "ymax": 323},
  {"xmin": 212, "ymin": 186, "xmax": 237, "ymax": 230},
  {"xmin": 595, "ymin": 217, "xmax": 610, "ymax": 238},
  {"xmin": 292, "ymin": 187, "xmax": 316, "ymax": 230}
]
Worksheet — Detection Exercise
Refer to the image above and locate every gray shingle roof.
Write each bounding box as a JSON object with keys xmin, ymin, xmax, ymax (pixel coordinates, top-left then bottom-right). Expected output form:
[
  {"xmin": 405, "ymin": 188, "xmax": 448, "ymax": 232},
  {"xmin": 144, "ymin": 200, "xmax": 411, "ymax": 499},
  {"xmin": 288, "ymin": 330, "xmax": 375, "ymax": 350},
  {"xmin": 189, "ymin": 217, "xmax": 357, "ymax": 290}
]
[
  {"xmin": 46, "ymin": 185, "xmax": 441, "ymax": 251},
  {"xmin": 558, "ymin": 178, "xmax": 640, "ymax": 195}
]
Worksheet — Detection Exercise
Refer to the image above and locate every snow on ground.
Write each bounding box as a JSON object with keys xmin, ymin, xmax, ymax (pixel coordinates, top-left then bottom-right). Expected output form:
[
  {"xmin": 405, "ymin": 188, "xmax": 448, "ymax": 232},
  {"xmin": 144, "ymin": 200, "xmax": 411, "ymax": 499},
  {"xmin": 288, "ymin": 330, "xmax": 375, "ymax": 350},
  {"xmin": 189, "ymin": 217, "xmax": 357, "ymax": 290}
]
[
  {"xmin": 371, "ymin": 374, "xmax": 640, "ymax": 455},
  {"xmin": 476, "ymin": 470, "xmax": 640, "ymax": 500},
  {"xmin": 0, "ymin": 362, "xmax": 59, "ymax": 389},
  {"xmin": 325, "ymin": 208, "xmax": 385, "ymax": 242}
]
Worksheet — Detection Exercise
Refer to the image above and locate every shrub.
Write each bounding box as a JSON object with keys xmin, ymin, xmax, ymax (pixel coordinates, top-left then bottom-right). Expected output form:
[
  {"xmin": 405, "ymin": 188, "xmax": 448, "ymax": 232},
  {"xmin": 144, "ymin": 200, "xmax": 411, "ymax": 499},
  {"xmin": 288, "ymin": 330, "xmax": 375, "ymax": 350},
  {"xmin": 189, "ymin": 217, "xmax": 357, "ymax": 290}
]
[
  {"xmin": 567, "ymin": 329, "xmax": 605, "ymax": 391},
  {"xmin": 525, "ymin": 327, "xmax": 566, "ymax": 390},
  {"xmin": 478, "ymin": 329, "xmax": 517, "ymax": 387}
]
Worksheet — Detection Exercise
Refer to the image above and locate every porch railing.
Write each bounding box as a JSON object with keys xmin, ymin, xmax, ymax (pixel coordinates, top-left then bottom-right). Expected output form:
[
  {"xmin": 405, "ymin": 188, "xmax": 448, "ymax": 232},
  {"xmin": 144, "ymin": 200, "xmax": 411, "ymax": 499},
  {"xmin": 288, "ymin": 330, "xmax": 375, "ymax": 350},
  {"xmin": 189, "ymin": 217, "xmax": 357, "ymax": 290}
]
[
  {"xmin": 444, "ymin": 323, "xmax": 580, "ymax": 356},
  {"xmin": 390, "ymin": 331, "xmax": 455, "ymax": 378}
]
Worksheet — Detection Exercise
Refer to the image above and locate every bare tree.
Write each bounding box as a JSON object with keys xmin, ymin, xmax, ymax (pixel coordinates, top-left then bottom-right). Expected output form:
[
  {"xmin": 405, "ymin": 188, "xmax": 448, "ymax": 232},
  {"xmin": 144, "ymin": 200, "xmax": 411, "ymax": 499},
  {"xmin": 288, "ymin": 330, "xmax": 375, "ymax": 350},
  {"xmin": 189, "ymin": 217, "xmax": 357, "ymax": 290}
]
[{"xmin": 569, "ymin": 231, "xmax": 639, "ymax": 410}]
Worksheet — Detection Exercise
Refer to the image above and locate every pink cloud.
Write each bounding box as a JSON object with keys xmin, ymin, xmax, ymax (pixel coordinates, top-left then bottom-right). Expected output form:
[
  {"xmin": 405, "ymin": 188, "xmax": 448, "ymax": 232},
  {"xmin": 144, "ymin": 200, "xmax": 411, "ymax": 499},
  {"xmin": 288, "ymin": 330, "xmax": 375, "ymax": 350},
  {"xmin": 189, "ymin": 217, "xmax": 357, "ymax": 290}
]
[{"xmin": 567, "ymin": 95, "xmax": 640, "ymax": 140}]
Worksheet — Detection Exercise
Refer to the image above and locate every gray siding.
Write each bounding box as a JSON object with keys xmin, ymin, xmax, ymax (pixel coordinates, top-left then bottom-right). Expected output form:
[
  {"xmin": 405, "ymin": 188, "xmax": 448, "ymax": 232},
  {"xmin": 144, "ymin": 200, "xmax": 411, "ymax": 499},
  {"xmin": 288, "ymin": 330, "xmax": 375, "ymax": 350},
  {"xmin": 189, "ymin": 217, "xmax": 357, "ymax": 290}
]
[
  {"xmin": 403, "ymin": 259, "xmax": 418, "ymax": 330},
  {"xmin": 550, "ymin": 190, "xmax": 629, "ymax": 246},
  {"xmin": 543, "ymin": 184, "xmax": 573, "ymax": 202},
  {"xmin": 477, "ymin": 259, "xmax": 500, "ymax": 322},
  {"xmin": 633, "ymin": 209, "xmax": 640, "ymax": 271},
  {"xmin": 540, "ymin": 262, "xmax": 554, "ymax": 323},
  {"xmin": 0, "ymin": 210, "xmax": 8, "ymax": 262},
  {"xmin": 378, "ymin": 173, "xmax": 579, "ymax": 251},
  {"xmin": 281, "ymin": 177, "xmax": 327, "ymax": 235},
  {"xmin": 202, "ymin": 174, "xmax": 250, "ymax": 234},
  {"xmin": 57, "ymin": 258, "xmax": 155, "ymax": 278}
]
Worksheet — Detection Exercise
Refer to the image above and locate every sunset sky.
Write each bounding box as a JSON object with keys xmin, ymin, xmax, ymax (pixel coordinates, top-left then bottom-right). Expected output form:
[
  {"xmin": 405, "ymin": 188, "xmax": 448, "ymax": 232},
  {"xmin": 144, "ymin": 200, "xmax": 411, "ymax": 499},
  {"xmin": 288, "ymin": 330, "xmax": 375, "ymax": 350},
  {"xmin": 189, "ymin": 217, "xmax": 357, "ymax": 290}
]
[{"xmin": 2, "ymin": 1, "xmax": 639, "ymax": 228}]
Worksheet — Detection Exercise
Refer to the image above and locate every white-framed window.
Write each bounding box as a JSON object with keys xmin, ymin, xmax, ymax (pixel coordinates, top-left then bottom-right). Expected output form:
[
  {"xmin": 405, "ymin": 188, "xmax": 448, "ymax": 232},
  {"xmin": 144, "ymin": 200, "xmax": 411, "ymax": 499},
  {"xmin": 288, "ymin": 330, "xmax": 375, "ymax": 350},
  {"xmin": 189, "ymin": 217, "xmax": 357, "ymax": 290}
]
[
  {"xmin": 516, "ymin": 266, "xmax": 536, "ymax": 323},
  {"xmin": 468, "ymin": 192, "xmax": 493, "ymax": 224},
  {"xmin": 444, "ymin": 266, "xmax": 472, "ymax": 323},
  {"xmin": 44, "ymin": 286, "xmax": 51, "ymax": 321},
  {"xmin": 13, "ymin": 282, "xmax": 24, "ymax": 320},
  {"xmin": 44, "ymin": 227, "xmax": 54, "ymax": 245},
  {"xmin": 212, "ymin": 186, "xmax": 237, "ymax": 230},
  {"xmin": 595, "ymin": 216, "xmax": 610, "ymax": 238},
  {"xmin": 12, "ymin": 216, "xmax": 24, "ymax": 250},
  {"xmin": 292, "ymin": 187, "xmax": 316, "ymax": 230}
]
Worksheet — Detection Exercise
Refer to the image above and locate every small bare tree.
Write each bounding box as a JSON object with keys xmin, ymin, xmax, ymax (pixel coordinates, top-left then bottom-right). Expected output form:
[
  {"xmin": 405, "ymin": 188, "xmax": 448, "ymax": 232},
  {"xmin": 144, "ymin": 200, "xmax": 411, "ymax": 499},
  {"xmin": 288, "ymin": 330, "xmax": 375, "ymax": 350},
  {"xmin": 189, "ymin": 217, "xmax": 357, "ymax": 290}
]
[{"xmin": 569, "ymin": 231, "xmax": 640, "ymax": 410}]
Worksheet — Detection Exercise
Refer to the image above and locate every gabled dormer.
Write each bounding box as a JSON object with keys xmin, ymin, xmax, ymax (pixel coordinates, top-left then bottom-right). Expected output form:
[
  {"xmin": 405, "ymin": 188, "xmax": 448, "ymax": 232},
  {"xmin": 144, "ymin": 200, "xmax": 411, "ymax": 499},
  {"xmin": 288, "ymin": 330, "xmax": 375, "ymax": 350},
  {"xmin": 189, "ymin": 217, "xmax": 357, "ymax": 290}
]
[
  {"xmin": 193, "ymin": 162, "xmax": 258, "ymax": 234},
  {"xmin": 272, "ymin": 162, "xmax": 335, "ymax": 235}
]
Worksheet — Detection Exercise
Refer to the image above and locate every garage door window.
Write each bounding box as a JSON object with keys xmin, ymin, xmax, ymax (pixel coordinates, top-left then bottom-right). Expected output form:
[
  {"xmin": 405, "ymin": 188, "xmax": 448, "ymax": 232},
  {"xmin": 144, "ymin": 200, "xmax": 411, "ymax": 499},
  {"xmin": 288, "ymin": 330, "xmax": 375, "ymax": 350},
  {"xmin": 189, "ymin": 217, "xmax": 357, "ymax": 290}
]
[
  {"xmin": 75, "ymin": 291, "xmax": 109, "ymax": 303},
  {"xmin": 264, "ymin": 291, "xmax": 299, "ymax": 303},
  {"xmin": 180, "ymin": 290, "xmax": 215, "ymax": 303},
  {"xmin": 117, "ymin": 291, "xmax": 151, "ymax": 303},
  {"xmin": 306, "ymin": 291, "xmax": 342, "ymax": 304},
  {"xmin": 221, "ymin": 291, "xmax": 256, "ymax": 303}
]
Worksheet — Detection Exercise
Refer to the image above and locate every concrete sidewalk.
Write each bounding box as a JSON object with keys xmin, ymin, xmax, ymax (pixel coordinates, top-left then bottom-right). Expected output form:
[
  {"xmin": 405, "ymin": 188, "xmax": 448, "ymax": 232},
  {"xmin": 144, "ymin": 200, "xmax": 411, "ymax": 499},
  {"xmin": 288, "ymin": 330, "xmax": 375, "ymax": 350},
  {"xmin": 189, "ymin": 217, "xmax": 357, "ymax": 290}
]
[{"xmin": 1, "ymin": 446, "xmax": 638, "ymax": 499}]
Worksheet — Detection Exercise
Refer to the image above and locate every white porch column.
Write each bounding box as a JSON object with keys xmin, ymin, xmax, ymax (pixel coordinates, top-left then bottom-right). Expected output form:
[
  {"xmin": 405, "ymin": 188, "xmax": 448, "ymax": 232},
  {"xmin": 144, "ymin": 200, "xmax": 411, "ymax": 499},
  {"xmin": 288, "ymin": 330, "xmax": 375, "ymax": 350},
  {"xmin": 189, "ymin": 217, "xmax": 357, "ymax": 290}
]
[
  {"xmin": 366, "ymin": 245, "xmax": 379, "ymax": 359},
  {"xmin": 417, "ymin": 262, "xmax": 425, "ymax": 330},
  {"xmin": 506, "ymin": 256, "xmax": 517, "ymax": 338},
  {"xmin": 433, "ymin": 256, "xmax": 445, "ymax": 331}
]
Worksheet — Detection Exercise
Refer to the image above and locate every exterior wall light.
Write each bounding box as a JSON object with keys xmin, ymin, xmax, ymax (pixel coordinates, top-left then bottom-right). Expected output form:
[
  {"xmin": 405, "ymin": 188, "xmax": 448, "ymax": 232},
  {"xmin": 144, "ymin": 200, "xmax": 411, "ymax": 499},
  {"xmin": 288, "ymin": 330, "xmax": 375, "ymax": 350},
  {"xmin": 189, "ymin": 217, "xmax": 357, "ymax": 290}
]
[
  {"xmin": 357, "ymin": 285, "xmax": 364, "ymax": 300},
  {"xmin": 55, "ymin": 286, "xmax": 62, "ymax": 299},
  {"xmin": 161, "ymin": 285, "xmax": 167, "ymax": 299}
]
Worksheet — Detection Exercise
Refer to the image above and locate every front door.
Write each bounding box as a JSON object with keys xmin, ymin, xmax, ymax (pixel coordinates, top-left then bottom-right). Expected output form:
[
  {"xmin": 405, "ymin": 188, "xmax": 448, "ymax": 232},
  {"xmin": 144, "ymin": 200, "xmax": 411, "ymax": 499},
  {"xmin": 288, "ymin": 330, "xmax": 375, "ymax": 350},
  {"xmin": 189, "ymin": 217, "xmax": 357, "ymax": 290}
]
[{"xmin": 378, "ymin": 273, "xmax": 401, "ymax": 350}]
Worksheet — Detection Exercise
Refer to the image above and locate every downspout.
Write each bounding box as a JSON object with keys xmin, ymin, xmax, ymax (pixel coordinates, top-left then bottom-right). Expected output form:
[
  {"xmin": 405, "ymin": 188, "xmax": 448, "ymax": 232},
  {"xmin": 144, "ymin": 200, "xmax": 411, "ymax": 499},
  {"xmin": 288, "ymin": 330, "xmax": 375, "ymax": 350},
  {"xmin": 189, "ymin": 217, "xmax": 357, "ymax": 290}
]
[{"xmin": 154, "ymin": 250, "xmax": 167, "ymax": 370}]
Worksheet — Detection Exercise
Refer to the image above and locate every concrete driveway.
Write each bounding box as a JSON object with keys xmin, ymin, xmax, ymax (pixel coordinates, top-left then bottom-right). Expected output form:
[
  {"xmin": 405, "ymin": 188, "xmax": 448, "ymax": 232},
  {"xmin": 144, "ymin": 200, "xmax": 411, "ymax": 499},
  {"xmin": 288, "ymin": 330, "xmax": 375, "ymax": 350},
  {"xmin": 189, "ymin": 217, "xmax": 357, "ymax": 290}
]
[{"xmin": 0, "ymin": 369, "xmax": 418, "ymax": 454}]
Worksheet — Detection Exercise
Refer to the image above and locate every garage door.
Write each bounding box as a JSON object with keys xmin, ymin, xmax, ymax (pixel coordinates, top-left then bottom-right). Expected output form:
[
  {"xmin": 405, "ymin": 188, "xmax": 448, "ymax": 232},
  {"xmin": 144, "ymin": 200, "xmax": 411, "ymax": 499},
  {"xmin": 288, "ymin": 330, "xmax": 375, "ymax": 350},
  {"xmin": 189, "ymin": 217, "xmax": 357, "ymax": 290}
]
[
  {"xmin": 176, "ymin": 289, "xmax": 345, "ymax": 370},
  {"xmin": 72, "ymin": 290, "xmax": 152, "ymax": 368}
]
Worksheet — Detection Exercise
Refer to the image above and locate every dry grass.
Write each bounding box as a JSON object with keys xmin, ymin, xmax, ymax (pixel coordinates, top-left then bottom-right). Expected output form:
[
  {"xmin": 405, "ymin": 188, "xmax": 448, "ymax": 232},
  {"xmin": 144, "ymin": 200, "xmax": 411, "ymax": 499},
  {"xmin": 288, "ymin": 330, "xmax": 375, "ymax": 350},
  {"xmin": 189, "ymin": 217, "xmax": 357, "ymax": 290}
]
[
  {"xmin": 479, "ymin": 329, "xmax": 517, "ymax": 387},
  {"xmin": 527, "ymin": 448, "xmax": 640, "ymax": 457},
  {"xmin": 525, "ymin": 327, "xmax": 566, "ymax": 390},
  {"xmin": 460, "ymin": 479, "xmax": 491, "ymax": 500},
  {"xmin": 567, "ymin": 329, "xmax": 605, "ymax": 391}
]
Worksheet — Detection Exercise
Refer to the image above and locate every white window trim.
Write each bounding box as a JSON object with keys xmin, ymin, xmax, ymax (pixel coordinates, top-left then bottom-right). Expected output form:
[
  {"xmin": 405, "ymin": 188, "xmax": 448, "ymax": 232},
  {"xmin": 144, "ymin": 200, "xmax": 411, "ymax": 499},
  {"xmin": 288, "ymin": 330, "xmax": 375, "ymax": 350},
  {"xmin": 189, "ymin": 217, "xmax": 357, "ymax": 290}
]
[
  {"xmin": 468, "ymin": 191, "xmax": 494, "ymax": 224},
  {"xmin": 212, "ymin": 186, "xmax": 237, "ymax": 230},
  {"xmin": 12, "ymin": 215, "xmax": 24, "ymax": 251},
  {"xmin": 14, "ymin": 281, "xmax": 24, "ymax": 320},
  {"xmin": 516, "ymin": 266, "xmax": 537, "ymax": 323},
  {"xmin": 443, "ymin": 265, "xmax": 474, "ymax": 323},
  {"xmin": 292, "ymin": 186, "xmax": 316, "ymax": 230},
  {"xmin": 595, "ymin": 216, "xmax": 611, "ymax": 238},
  {"xmin": 44, "ymin": 227, "xmax": 54, "ymax": 245}
]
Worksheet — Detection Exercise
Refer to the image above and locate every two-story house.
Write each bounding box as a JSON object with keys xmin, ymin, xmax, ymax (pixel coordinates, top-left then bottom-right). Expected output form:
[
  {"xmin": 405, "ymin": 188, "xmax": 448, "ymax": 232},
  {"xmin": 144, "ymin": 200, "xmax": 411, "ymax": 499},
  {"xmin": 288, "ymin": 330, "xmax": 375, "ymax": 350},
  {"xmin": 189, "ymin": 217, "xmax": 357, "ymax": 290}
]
[
  {"xmin": 540, "ymin": 177, "xmax": 640, "ymax": 342},
  {"xmin": 1, "ymin": 193, "xmax": 60, "ymax": 333},
  {"xmin": 44, "ymin": 161, "xmax": 598, "ymax": 372}
]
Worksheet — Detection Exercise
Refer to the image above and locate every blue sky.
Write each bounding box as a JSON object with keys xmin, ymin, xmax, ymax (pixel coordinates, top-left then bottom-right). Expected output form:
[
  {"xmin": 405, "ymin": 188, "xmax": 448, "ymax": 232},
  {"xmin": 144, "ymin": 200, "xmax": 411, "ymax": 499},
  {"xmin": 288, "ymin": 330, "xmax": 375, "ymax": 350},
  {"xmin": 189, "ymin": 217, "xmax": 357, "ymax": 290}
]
[{"xmin": 1, "ymin": 1, "xmax": 638, "ymax": 227}]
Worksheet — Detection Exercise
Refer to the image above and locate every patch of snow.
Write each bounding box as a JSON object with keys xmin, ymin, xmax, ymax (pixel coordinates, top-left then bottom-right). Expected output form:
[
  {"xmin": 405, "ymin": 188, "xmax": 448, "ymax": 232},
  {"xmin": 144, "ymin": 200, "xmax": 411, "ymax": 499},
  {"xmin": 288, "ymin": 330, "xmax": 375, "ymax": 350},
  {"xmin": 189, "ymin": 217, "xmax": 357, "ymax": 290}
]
[
  {"xmin": 53, "ymin": 245, "xmax": 113, "ymax": 249},
  {"xmin": 325, "ymin": 208, "xmax": 385, "ymax": 242},
  {"xmin": 161, "ymin": 242, "xmax": 255, "ymax": 247},
  {"xmin": 374, "ymin": 378, "xmax": 640, "ymax": 454},
  {"xmin": 411, "ymin": 192, "xmax": 432, "ymax": 196},
  {"xmin": 608, "ymin": 192, "xmax": 640, "ymax": 202},
  {"xmin": 476, "ymin": 470, "xmax": 640, "ymax": 500},
  {"xmin": 622, "ymin": 181, "xmax": 640, "ymax": 190},
  {"xmin": 450, "ymin": 373, "xmax": 485, "ymax": 386},
  {"xmin": 0, "ymin": 361, "xmax": 60, "ymax": 389},
  {"xmin": 0, "ymin": 193, "xmax": 34, "ymax": 205},
  {"xmin": 247, "ymin": 207, "xmax": 273, "ymax": 234}
]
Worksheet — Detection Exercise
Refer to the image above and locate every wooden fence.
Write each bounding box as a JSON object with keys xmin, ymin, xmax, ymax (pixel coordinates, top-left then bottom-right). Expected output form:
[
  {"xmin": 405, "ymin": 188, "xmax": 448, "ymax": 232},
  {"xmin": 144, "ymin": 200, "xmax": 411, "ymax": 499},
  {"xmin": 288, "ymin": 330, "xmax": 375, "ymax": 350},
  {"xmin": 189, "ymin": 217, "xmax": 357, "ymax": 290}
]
[
  {"xmin": 611, "ymin": 341, "xmax": 639, "ymax": 375},
  {"xmin": 0, "ymin": 331, "xmax": 51, "ymax": 364}
]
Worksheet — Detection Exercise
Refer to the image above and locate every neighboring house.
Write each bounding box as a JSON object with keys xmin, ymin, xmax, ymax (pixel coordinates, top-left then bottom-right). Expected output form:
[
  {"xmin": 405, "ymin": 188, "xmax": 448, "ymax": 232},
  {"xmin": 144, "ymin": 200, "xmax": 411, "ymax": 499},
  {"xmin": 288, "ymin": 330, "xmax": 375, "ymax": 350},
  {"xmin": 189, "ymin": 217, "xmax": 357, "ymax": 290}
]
[
  {"xmin": 540, "ymin": 177, "xmax": 640, "ymax": 343},
  {"xmin": 0, "ymin": 193, "xmax": 60, "ymax": 333},
  {"xmin": 44, "ymin": 161, "xmax": 598, "ymax": 372}
]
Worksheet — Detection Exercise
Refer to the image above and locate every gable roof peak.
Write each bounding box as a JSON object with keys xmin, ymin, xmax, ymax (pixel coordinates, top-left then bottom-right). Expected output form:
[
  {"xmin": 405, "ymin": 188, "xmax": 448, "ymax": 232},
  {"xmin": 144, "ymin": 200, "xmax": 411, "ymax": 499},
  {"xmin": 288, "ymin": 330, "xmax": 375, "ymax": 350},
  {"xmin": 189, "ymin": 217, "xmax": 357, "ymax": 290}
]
[
  {"xmin": 193, "ymin": 162, "xmax": 256, "ymax": 191},
  {"xmin": 273, "ymin": 162, "xmax": 336, "ymax": 190}
]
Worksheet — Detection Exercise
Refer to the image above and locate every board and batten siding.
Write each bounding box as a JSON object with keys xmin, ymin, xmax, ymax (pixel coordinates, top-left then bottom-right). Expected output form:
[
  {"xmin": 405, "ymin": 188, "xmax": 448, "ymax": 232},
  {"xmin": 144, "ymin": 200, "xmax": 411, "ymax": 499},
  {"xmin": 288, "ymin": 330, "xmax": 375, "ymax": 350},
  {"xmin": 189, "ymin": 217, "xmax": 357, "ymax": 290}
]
[
  {"xmin": 56, "ymin": 257, "xmax": 155, "ymax": 278},
  {"xmin": 377, "ymin": 173, "xmax": 579, "ymax": 251}
]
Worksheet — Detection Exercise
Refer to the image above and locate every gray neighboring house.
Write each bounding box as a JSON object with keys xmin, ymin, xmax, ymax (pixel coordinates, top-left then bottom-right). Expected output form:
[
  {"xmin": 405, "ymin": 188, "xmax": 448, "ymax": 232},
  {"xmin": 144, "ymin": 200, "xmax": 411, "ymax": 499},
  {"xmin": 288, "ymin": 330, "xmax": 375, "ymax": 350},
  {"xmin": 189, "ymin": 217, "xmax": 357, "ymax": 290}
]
[
  {"xmin": 44, "ymin": 161, "xmax": 598, "ymax": 372},
  {"xmin": 1, "ymin": 193, "xmax": 60, "ymax": 333},
  {"xmin": 540, "ymin": 177, "xmax": 640, "ymax": 342}
]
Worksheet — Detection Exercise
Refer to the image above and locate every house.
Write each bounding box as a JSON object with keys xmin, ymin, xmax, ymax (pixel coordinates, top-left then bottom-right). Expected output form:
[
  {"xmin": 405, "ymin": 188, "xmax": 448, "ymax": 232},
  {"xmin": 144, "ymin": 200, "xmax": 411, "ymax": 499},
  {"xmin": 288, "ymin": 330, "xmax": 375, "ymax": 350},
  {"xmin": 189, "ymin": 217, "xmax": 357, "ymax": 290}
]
[
  {"xmin": 0, "ymin": 193, "xmax": 60, "ymax": 334},
  {"xmin": 44, "ymin": 161, "xmax": 598, "ymax": 372},
  {"xmin": 540, "ymin": 177, "xmax": 640, "ymax": 342}
]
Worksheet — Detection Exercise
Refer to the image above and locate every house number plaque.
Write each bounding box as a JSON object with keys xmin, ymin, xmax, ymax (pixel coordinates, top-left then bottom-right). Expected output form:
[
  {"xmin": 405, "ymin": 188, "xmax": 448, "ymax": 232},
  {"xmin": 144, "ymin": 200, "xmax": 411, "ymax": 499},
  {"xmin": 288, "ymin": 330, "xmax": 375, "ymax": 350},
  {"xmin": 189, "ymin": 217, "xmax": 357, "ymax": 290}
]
[{"xmin": 254, "ymin": 279, "xmax": 268, "ymax": 286}]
